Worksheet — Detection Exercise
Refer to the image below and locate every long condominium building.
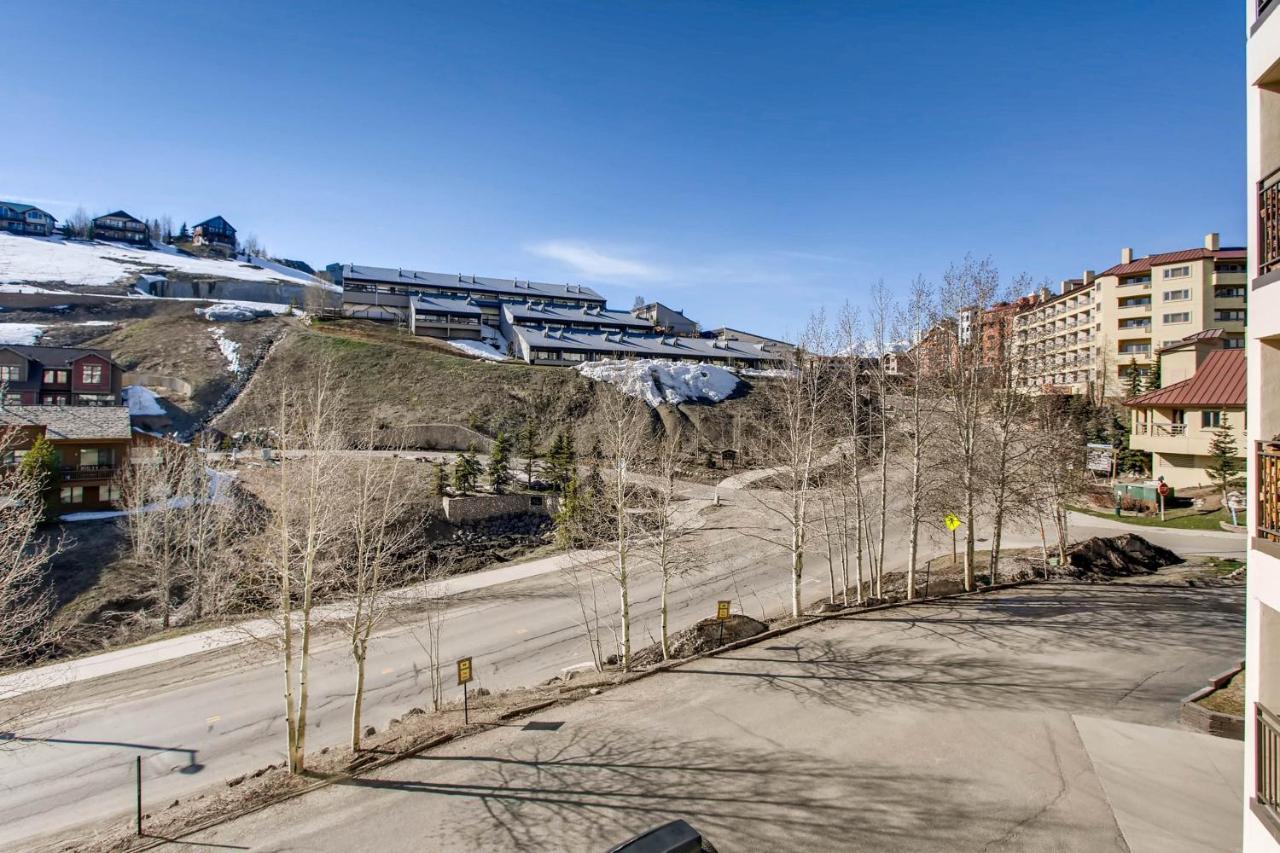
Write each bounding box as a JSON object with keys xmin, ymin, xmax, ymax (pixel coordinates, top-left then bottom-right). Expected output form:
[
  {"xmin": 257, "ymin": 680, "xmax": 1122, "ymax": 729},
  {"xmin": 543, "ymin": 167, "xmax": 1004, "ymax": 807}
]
[
  {"xmin": 1245, "ymin": 0, "xmax": 1280, "ymax": 848},
  {"xmin": 1016, "ymin": 233, "xmax": 1247, "ymax": 396}
]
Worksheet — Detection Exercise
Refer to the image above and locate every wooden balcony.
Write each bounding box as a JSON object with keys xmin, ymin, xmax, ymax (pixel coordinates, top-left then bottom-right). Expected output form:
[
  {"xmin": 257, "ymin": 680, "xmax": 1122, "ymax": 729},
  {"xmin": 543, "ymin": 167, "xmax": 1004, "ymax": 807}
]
[
  {"xmin": 1261, "ymin": 166, "xmax": 1280, "ymax": 277},
  {"xmin": 1259, "ymin": 442, "xmax": 1280, "ymax": 542},
  {"xmin": 1257, "ymin": 702, "xmax": 1280, "ymax": 837},
  {"xmin": 61, "ymin": 465, "xmax": 117, "ymax": 482}
]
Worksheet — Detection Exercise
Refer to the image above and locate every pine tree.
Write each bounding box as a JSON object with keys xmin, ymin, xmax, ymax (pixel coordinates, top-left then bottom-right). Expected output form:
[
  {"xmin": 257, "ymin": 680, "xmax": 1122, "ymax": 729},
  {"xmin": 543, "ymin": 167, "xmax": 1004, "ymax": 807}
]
[
  {"xmin": 487, "ymin": 432, "xmax": 513, "ymax": 494},
  {"xmin": 1145, "ymin": 357, "xmax": 1161, "ymax": 393},
  {"xmin": 547, "ymin": 432, "xmax": 576, "ymax": 490},
  {"xmin": 452, "ymin": 451, "xmax": 481, "ymax": 495},
  {"xmin": 19, "ymin": 436, "xmax": 61, "ymax": 521},
  {"xmin": 1205, "ymin": 415, "xmax": 1245, "ymax": 502},
  {"xmin": 178, "ymin": 222, "xmax": 189, "ymax": 241},
  {"xmin": 432, "ymin": 461, "xmax": 449, "ymax": 497},
  {"xmin": 1124, "ymin": 357, "xmax": 1143, "ymax": 400},
  {"xmin": 516, "ymin": 421, "xmax": 539, "ymax": 486},
  {"xmin": 554, "ymin": 473, "xmax": 583, "ymax": 548}
]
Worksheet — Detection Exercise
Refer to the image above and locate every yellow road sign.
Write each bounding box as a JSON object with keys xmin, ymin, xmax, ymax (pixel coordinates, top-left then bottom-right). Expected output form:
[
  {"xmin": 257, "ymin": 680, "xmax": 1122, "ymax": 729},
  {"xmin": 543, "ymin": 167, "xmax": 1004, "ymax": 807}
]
[
  {"xmin": 716, "ymin": 600, "xmax": 731, "ymax": 621},
  {"xmin": 456, "ymin": 657, "xmax": 473, "ymax": 686},
  {"xmin": 944, "ymin": 513, "xmax": 962, "ymax": 531}
]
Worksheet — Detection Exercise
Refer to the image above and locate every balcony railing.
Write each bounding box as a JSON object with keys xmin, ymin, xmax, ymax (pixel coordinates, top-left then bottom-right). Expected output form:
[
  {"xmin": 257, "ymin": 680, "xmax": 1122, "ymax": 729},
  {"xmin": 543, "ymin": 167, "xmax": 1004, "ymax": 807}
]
[
  {"xmin": 1152, "ymin": 423, "xmax": 1187, "ymax": 437},
  {"xmin": 1259, "ymin": 442, "xmax": 1280, "ymax": 541},
  {"xmin": 1261, "ymin": 167, "xmax": 1280, "ymax": 276},
  {"xmin": 1133, "ymin": 422, "xmax": 1149, "ymax": 435},
  {"xmin": 61, "ymin": 465, "xmax": 117, "ymax": 482},
  {"xmin": 1258, "ymin": 702, "xmax": 1280, "ymax": 831}
]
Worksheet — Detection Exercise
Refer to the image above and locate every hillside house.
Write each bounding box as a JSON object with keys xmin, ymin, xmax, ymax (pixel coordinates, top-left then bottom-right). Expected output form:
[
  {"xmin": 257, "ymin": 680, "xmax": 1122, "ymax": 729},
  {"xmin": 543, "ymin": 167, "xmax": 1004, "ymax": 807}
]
[
  {"xmin": 192, "ymin": 216, "xmax": 237, "ymax": 254},
  {"xmin": 0, "ymin": 405, "xmax": 133, "ymax": 510},
  {"xmin": 0, "ymin": 201, "xmax": 56, "ymax": 237},
  {"xmin": 632, "ymin": 302, "xmax": 699, "ymax": 336},
  {"xmin": 0, "ymin": 346, "xmax": 124, "ymax": 407},
  {"xmin": 92, "ymin": 210, "xmax": 149, "ymax": 245},
  {"xmin": 1125, "ymin": 335, "xmax": 1245, "ymax": 489},
  {"xmin": 703, "ymin": 327, "xmax": 796, "ymax": 356}
]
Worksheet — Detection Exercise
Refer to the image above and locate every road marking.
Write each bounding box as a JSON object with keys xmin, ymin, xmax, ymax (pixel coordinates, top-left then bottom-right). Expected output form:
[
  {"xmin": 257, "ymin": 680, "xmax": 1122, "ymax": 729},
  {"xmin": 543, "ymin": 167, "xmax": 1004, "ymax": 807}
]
[
  {"xmin": 514, "ymin": 628, "xmax": 528, "ymax": 635},
  {"xmin": 381, "ymin": 667, "xmax": 394, "ymax": 675},
  {"xmin": 206, "ymin": 715, "xmax": 221, "ymax": 725}
]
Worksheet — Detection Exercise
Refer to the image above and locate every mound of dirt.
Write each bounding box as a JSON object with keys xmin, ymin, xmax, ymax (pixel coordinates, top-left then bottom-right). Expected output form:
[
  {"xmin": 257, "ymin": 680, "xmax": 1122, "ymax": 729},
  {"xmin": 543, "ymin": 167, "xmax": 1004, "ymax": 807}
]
[
  {"xmin": 631, "ymin": 614, "xmax": 768, "ymax": 667},
  {"xmin": 1064, "ymin": 534, "xmax": 1183, "ymax": 580}
]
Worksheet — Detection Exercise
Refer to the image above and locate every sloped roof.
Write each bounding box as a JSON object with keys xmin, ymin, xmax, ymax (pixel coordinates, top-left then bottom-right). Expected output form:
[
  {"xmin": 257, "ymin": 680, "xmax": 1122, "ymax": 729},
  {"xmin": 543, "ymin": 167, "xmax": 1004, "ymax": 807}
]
[
  {"xmin": 1124, "ymin": 350, "xmax": 1245, "ymax": 408},
  {"xmin": 1159, "ymin": 328, "xmax": 1224, "ymax": 354},
  {"xmin": 1099, "ymin": 247, "xmax": 1246, "ymax": 277},
  {"xmin": 195, "ymin": 215, "xmax": 234, "ymax": 232},
  {"xmin": 0, "ymin": 405, "xmax": 132, "ymax": 440},
  {"xmin": 94, "ymin": 210, "xmax": 142, "ymax": 223},
  {"xmin": 0, "ymin": 344, "xmax": 119, "ymax": 368},
  {"xmin": 0, "ymin": 201, "xmax": 55, "ymax": 220},
  {"xmin": 339, "ymin": 264, "xmax": 606, "ymax": 303},
  {"xmin": 503, "ymin": 301, "xmax": 652, "ymax": 328},
  {"xmin": 512, "ymin": 325, "xmax": 771, "ymax": 362}
]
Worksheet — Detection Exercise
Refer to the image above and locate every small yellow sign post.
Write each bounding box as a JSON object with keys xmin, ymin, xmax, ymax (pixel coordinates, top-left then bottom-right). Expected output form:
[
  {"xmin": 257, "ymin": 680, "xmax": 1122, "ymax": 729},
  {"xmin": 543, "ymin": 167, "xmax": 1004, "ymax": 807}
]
[
  {"xmin": 457, "ymin": 657, "xmax": 473, "ymax": 724},
  {"xmin": 716, "ymin": 600, "xmax": 731, "ymax": 646},
  {"xmin": 944, "ymin": 513, "xmax": 962, "ymax": 580}
]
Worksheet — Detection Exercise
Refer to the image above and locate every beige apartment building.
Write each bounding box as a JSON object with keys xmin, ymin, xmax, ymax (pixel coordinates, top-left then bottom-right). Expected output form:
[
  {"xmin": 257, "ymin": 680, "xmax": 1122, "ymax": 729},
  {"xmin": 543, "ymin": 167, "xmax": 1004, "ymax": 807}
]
[{"xmin": 1016, "ymin": 233, "xmax": 1247, "ymax": 397}]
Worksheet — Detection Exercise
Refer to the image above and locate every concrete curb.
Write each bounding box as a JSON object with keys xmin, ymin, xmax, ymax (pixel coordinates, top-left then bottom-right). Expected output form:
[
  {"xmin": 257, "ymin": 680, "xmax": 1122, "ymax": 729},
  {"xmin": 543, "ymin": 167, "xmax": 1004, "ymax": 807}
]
[
  {"xmin": 119, "ymin": 576, "xmax": 1040, "ymax": 850},
  {"xmin": 1179, "ymin": 660, "xmax": 1245, "ymax": 741}
]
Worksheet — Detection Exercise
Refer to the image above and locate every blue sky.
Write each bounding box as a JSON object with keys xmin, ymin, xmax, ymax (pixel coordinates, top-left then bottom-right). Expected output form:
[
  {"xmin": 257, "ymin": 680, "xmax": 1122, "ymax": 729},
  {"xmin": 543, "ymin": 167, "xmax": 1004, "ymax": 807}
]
[{"xmin": 3, "ymin": 1, "xmax": 1244, "ymax": 339}]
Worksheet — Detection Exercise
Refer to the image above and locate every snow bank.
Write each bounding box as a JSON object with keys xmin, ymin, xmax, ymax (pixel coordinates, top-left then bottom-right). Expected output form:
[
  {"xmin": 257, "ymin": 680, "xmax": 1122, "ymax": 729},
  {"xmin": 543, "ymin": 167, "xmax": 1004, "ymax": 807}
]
[
  {"xmin": 447, "ymin": 338, "xmax": 510, "ymax": 361},
  {"xmin": 210, "ymin": 327, "xmax": 241, "ymax": 372},
  {"xmin": 0, "ymin": 323, "xmax": 44, "ymax": 345},
  {"xmin": 736, "ymin": 367, "xmax": 795, "ymax": 379},
  {"xmin": 576, "ymin": 359, "xmax": 741, "ymax": 407},
  {"xmin": 122, "ymin": 385, "xmax": 166, "ymax": 416},
  {"xmin": 196, "ymin": 303, "xmax": 276, "ymax": 322},
  {"xmin": 0, "ymin": 234, "xmax": 319, "ymax": 288}
]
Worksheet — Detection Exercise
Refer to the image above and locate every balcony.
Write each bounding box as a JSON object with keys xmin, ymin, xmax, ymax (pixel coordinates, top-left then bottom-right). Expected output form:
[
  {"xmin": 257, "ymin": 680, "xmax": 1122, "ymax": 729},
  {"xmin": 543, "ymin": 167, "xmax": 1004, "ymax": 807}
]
[
  {"xmin": 1258, "ymin": 702, "xmax": 1280, "ymax": 835},
  {"xmin": 1261, "ymin": 167, "xmax": 1280, "ymax": 276},
  {"xmin": 1260, "ymin": 442, "xmax": 1280, "ymax": 542},
  {"xmin": 61, "ymin": 465, "xmax": 117, "ymax": 482},
  {"xmin": 1152, "ymin": 423, "xmax": 1187, "ymax": 437}
]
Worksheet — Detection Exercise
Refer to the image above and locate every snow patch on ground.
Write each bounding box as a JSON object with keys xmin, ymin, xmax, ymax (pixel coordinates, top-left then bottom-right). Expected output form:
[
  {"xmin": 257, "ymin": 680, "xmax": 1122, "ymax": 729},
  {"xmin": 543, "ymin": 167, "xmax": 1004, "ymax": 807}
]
[
  {"xmin": 122, "ymin": 385, "xmax": 166, "ymax": 416},
  {"xmin": 0, "ymin": 282, "xmax": 70, "ymax": 294},
  {"xmin": 0, "ymin": 234, "xmax": 321, "ymax": 287},
  {"xmin": 210, "ymin": 327, "xmax": 241, "ymax": 372},
  {"xmin": 576, "ymin": 359, "xmax": 741, "ymax": 407},
  {"xmin": 447, "ymin": 338, "xmax": 510, "ymax": 361},
  {"xmin": 74, "ymin": 320, "xmax": 116, "ymax": 327},
  {"xmin": 736, "ymin": 367, "xmax": 795, "ymax": 379},
  {"xmin": 0, "ymin": 323, "xmax": 44, "ymax": 345},
  {"xmin": 195, "ymin": 303, "xmax": 276, "ymax": 321}
]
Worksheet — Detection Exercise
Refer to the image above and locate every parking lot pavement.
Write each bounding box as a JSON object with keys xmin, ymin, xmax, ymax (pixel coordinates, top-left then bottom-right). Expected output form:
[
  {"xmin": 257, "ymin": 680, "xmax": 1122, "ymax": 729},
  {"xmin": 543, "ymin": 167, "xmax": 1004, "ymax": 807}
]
[{"xmin": 174, "ymin": 581, "xmax": 1244, "ymax": 852}]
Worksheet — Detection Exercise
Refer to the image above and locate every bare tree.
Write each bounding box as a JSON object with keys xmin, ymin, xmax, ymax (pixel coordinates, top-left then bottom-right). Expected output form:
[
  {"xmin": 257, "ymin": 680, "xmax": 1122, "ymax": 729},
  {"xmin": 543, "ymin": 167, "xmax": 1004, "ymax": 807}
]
[
  {"xmin": 117, "ymin": 445, "xmax": 187, "ymax": 629},
  {"xmin": 640, "ymin": 426, "xmax": 703, "ymax": 659}
]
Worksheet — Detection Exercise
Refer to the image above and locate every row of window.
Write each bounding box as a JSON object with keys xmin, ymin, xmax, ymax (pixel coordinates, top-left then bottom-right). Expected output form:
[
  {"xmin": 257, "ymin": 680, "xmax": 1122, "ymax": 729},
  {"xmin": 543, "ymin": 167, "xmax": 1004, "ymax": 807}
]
[
  {"xmin": 60, "ymin": 484, "xmax": 121, "ymax": 505},
  {"xmin": 0, "ymin": 364, "xmax": 104, "ymax": 384}
]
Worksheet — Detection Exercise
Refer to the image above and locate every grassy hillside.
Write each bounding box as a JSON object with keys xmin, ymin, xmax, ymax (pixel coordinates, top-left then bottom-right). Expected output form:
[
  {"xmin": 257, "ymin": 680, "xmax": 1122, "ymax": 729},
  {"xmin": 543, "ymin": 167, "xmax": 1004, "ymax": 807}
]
[{"xmin": 217, "ymin": 318, "xmax": 769, "ymax": 455}]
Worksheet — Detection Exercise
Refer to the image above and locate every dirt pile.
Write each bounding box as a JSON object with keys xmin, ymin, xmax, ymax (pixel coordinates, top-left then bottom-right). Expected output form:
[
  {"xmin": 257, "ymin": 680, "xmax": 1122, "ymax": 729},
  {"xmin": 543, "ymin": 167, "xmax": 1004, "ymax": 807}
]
[
  {"xmin": 631, "ymin": 614, "xmax": 768, "ymax": 667},
  {"xmin": 1063, "ymin": 534, "xmax": 1183, "ymax": 580}
]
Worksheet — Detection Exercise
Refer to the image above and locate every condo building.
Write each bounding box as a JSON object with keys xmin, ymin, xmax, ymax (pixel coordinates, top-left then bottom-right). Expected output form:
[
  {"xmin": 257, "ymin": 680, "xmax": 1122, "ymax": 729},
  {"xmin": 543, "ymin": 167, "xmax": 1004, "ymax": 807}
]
[{"xmin": 1246, "ymin": 0, "xmax": 1280, "ymax": 847}]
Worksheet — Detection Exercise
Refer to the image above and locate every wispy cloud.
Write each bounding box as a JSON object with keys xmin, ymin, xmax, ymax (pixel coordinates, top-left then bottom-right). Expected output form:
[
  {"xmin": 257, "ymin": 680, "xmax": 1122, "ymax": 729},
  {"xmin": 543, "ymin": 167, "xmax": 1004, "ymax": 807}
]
[{"xmin": 527, "ymin": 240, "xmax": 666, "ymax": 281}]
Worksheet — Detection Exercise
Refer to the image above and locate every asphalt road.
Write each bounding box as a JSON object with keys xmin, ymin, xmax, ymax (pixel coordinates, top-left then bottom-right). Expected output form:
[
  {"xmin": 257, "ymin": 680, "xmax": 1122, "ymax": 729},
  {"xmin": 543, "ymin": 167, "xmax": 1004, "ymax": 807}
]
[
  {"xmin": 0, "ymin": 481, "xmax": 1245, "ymax": 850},
  {"xmin": 175, "ymin": 580, "xmax": 1246, "ymax": 852}
]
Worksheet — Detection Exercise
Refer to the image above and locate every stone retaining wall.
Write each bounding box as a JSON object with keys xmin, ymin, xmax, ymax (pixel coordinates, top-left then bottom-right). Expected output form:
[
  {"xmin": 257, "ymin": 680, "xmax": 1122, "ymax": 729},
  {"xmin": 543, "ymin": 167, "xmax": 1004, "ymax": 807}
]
[
  {"xmin": 442, "ymin": 493, "xmax": 560, "ymax": 523},
  {"xmin": 1179, "ymin": 661, "xmax": 1245, "ymax": 740}
]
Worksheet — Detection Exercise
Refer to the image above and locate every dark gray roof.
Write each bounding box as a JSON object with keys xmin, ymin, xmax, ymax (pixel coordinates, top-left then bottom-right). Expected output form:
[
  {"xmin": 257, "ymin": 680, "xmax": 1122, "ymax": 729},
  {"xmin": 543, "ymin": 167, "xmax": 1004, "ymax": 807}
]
[
  {"xmin": 502, "ymin": 302, "xmax": 653, "ymax": 329},
  {"xmin": 511, "ymin": 326, "xmax": 773, "ymax": 363},
  {"xmin": 704, "ymin": 327, "xmax": 795, "ymax": 348},
  {"xmin": 339, "ymin": 264, "xmax": 606, "ymax": 303},
  {"xmin": 0, "ymin": 405, "xmax": 132, "ymax": 440},
  {"xmin": 413, "ymin": 294, "xmax": 483, "ymax": 316},
  {"xmin": 0, "ymin": 345, "xmax": 119, "ymax": 368},
  {"xmin": 94, "ymin": 210, "xmax": 143, "ymax": 224}
]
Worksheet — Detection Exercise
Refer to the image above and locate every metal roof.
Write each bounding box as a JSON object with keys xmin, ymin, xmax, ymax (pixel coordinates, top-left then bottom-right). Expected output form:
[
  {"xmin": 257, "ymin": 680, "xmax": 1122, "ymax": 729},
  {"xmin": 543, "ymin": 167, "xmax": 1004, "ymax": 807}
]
[
  {"xmin": 339, "ymin": 264, "xmax": 606, "ymax": 303},
  {"xmin": 0, "ymin": 344, "xmax": 119, "ymax": 368},
  {"xmin": 94, "ymin": 210, "xmax": 142, "ymax": 223},
  {"xmin": 502, "ymin": 302, "xmax": 653, "ymax": 328},
  {"xmin": 0, "ymin": 405, "xmax": 133, "ymax": 440},
  {"xmin": 1099, "ymin": 247, "xmax": 1246, "ymax": 278},
  {"xmin": 1124, "ymin": 350, "xmax": 1245, "ymax": 408},
  {"xmin": 512, "ymin": 325, "xmax": 771, "ymax": 362}
]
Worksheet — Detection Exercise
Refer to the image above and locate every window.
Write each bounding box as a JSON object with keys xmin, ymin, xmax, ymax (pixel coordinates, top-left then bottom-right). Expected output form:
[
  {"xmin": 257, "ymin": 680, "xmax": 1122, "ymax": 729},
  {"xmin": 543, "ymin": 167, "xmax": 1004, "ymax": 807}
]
[
  {"xmin": 1216, "ymin": 287, "xmax": 1246, "ymax": 298},
  {"xmin": 1163, "ymin": 289, "xmax": 1191, "ymax": 301},
  {"xmin": 42, "ymin": 369, "xmax": 68, "ymax": 384},
  {"xmin": 101, "ymin": 484, "xmax": 122, "ymax": 503},
  {"xmin": 1216, "ymin": 309, "xmax": 1246, "ymax": 322},
  {"xmin": 80, "ymin": 363, "xmax": 103, "ymax": 384},
  {"xmin": 79, "ymin": 448, "xmax": 112, "ymax": 468},
  {"xmin": 1162, "ymin": 266, "xmax": 1191, "ymax": 279},
  {"xmin": 1225, "ymin": 338, "xmax": 1246, "ymax": 349},
  {"xmin": 0, "ymin": 365, "xmax": 19, "ymax": 382},
  {"xmin": 1202, "ymin": 410, "xmax": 1223, "ymax": 429},
  {"xmin": 1162, "ymin": 312, "xmax": 1190, "ymax": 324},
  {"xmin": 2, "ymin": 449, "xmax": 26, "ymax": 466},
  {"xmin": 76, "ymin": 394, "xmax": 115, "ymax": 406},
  {"xmin": 60, "ymin": 486, "xmax": 84, "ymax": 505}
]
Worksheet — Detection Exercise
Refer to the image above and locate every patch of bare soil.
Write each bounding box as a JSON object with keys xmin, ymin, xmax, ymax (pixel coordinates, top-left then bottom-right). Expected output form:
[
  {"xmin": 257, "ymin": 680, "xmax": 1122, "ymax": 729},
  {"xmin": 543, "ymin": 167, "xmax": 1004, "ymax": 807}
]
[
  {"xmin": 1062, "ymin": 534, "xmax": 1182, "ymax": 580},
  {"xmin": 1196, "ymin": 669, "xmax": 1245, "ymax": 717},
  {"xmin": 631, "ymin": 614, "xmax": 768, "ymax": 667}
]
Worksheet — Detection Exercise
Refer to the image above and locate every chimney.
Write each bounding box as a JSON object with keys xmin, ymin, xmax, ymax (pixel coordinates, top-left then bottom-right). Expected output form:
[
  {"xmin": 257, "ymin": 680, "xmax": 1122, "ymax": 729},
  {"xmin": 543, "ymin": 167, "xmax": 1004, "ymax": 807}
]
[
  {"xmin": 1083, "ymin": 269, "xmax": 1095, "ymax": 286},
  {"xmin": 1205, "ymin": 232, "xmax": 1220, "ymax": 251},
  {"xmin": 1120, "ymin": 248, "xmax": 1133, "ymax": 264}
]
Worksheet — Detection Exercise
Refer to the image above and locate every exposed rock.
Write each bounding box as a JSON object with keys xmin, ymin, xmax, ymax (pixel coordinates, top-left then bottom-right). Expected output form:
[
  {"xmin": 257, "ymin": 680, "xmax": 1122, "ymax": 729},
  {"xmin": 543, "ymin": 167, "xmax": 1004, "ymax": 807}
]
[{"xmin": 474, "ymin": 687, "xmax": 491, "ymax": 697}]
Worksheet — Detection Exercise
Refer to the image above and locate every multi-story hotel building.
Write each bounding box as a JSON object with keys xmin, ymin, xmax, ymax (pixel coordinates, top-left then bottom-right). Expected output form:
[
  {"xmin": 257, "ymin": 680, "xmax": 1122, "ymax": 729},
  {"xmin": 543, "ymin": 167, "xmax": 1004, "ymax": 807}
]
[
  {"xmin": 1015, "ymin": 234, "xmax": 1247, "ymax": 398},
  {"xmin": 1245, "ymin": 0, "xmax": 1280, "ymax": 847}
]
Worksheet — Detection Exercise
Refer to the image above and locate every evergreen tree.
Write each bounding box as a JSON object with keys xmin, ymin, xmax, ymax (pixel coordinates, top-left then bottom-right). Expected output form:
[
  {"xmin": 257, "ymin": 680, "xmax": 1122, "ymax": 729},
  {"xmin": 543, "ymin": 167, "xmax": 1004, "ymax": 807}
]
[
  {"xmin": 554, "ymin": 473, "xmax": 584, "ymax": 548},
  {"xmin": 547, "ymin": 431, "xmax": 577, "ymax": 490},
  {"xmin": 516, "ymin": 421, "xmax": 539, "ymax": 486},
  {"xmin": 487, "ymin": 432, "xmax": 513, "ymax": 494},
  {"xmin": 178, "ymin": 222, "xmax": 189, "ymax": 241},
  {"xmin": 1124, "ymin": 358, "xmax": 1143, "ymax": 400},
  {"xmin": 452, "ymin": 451, "xmax": 481, "ymax": 495},
  {"xmin": 1205, "ymin": 415, "xmax": 1245, "ymax": 501},
  {"xmin": 1145, "ymin": 357, "xmax": 1161, "ymax": 393},
  {"xmin": 19, "ymin": 436, "xmax": 61, "ymax": 521},
  {"xmin": 432, "ymin": 461, "xmax": 449, "ymax": 497}
]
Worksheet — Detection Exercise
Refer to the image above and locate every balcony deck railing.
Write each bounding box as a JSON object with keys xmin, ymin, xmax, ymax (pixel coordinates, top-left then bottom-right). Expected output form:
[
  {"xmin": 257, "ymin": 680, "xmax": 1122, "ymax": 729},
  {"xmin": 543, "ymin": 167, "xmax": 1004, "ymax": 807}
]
[
  {"xmin": 1259, "ymin": 442, "xmax": 1280, "ymax": 541},
  {"xmin": 1260, "ymin": 166, "xmax": 1280, "ymax": 276},
  {"xmin": 61, "ymin": 465, "xmax": 117, "ymax": 482},
  {"xmin": 1258, "ymin": 702, "xmax": 1280, "ymax": 830}
]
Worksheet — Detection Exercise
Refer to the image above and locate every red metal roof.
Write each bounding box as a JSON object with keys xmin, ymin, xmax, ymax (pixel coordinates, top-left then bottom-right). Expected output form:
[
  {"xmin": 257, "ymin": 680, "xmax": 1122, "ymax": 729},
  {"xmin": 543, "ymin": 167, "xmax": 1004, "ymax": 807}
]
[
  {"xmin": 1159, "ymin": 328, "xmax": 1224, "ymax": 353},
  {"xmin": 1099, "ymin": 247, "xmax": 1246, "ymax": 278},
  {"xmin": 1124, "ymin": 349, "xmax": 1246, "ymax": 408}
]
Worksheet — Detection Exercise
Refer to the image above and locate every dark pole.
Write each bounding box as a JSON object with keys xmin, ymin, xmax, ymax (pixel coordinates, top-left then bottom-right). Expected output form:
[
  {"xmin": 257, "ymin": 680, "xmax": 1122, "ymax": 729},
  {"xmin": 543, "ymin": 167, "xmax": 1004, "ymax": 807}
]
[
  {"xmin": 135, "ymin": 755, "xmax": 143, "ymax": 836},
  {"xmin": 463, "ymin": 683, "xmax": 469, "ymax": 726}
]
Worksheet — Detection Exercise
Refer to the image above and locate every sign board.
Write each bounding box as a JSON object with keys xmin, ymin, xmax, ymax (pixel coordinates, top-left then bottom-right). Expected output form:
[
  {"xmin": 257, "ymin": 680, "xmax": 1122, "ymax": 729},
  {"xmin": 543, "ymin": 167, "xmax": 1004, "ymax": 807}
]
[
  {"xmin": 716, "ymin": 600, "xmax": 731, "ymax": 621},
  {"xmin": 1085, "ymin": 443, "xmax": 1114, "ymax": 474},
  {"xmin": 1157, "ymin": 481, "xmax": 1170, "ymax": 497},
  {"xmin": 944, "ymin": 513, "xmax": 962, "ymax": 532},
  {"xmin": 1227, "ymin": 491, "xmax": 1247, "ymax": 511},
  {"xmin": 456, "ymin": 657, "xmax": 473, "ymax": 686}
]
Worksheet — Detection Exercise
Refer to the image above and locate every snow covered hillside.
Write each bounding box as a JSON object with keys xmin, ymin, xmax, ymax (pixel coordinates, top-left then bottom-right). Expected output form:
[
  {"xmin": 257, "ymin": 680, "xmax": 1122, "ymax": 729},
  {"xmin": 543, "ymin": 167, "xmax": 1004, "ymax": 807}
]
[
  {"xmin": 576, "ymin": 359, "xmax": 740, "ymax": 407},
  {"xmin": 0, "ymin": 234, "xmax": 324, "ymax": 289}
]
